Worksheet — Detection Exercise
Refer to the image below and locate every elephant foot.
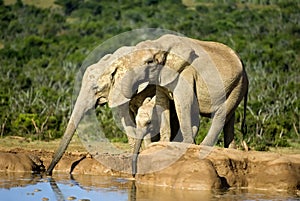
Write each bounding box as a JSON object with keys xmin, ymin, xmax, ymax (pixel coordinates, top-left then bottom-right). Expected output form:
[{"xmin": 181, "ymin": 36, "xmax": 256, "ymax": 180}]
[{"xmin": 182, "ymin": 137, "xmax": 194, "ymax": 144}]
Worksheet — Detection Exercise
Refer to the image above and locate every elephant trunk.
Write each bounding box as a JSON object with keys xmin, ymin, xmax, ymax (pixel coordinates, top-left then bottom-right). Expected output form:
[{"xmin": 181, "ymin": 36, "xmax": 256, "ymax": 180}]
[
  {"xmin": 46, "ymin": 119, "xmax": 77, "ymax": 175},
  {"xmin": 46, "ymin": 95, "xmax": 89, "ymax": 175},
  {"xmin": 132, "ymin": 128, "xmax": 147, "ymax": 177}
]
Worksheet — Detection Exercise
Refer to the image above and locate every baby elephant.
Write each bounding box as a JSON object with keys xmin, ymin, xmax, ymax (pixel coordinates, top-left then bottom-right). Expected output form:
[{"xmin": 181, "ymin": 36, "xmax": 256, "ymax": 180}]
[
  {"xmin": 132, "ymin": 89, "xmax": 182, "ymax": 175},
  {"xmin": 132, "ymin": 89, "xmax": 175, "ymax": 175},
  {"xmin": 134, "ymin": 95, "xmax": 170, "ymax": 149}
]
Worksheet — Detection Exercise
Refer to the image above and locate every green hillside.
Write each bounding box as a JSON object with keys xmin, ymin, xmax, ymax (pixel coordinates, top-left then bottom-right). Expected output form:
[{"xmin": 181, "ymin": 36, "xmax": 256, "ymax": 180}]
[{"xmin": 0, "ymin": 0, "xmax": 299, "ymax": 150}]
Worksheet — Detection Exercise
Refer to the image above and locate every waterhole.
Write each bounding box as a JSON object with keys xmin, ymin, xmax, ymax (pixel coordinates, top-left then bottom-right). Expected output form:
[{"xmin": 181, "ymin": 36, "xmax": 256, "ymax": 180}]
[{"xmin": 0, "ymin": 172, "xmax": 298, "ymax": 201}]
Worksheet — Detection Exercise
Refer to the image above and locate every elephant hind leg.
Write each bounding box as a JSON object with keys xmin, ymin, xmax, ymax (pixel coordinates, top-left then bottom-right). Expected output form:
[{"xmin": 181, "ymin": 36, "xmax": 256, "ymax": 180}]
[
  {"xmin": 201, "ymin": 77, "xmax": 245, "ymax": 147},
  {"xmin": 201, "ymin": 105, "xmax": 226, "ymax": 146},
  {"xmin": 223, "ymin": 77, "xmax": 247, "ymax": 148},
  {"xmin": 223, "ymin": 112, "xmax": 235, "ymax": 148}
]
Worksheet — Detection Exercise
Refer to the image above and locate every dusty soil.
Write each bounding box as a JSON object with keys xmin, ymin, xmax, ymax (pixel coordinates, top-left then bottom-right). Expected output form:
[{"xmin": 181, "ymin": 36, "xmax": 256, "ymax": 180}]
[{"xmin": 0, "ymin": 136, "xmax": 299, "ymax": 192}]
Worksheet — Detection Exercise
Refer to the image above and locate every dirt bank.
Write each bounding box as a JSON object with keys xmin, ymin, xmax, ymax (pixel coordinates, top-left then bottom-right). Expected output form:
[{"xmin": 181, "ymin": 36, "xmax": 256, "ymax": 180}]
[{"xmin": 0, "ymin": 139, "xmax": 299, "ymax": 192}]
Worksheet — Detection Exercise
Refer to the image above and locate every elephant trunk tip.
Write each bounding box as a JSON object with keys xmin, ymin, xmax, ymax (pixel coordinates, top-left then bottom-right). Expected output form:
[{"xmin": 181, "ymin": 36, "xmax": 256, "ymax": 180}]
[
  {"xmin": 132, "ymin": 153, "xmax": 138, "ymax": 177},
  {"xmin": 45, "ymin": 163, "xmax": 55, "ymax": 176},
  {"xmin": 45, "ymin": 169, "xmax": 53, "ymax": 176}
]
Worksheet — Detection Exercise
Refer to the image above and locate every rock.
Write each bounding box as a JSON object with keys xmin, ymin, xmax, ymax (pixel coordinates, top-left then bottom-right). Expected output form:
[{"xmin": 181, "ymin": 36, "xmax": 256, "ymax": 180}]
[
  {"xmin": 136, "ymin": 142, "xmax": 223, "ymax": 190},
  {"xmin": 67, "ymin": 196, "xmax": 76, "ymax": 200},
  {"xmin": 247, "ymin": 155, "xmax": 300, "ymax": 191},
  {"xmin": 135, "ymin": 143, "xmax": 300, "ymax": 191},
  {"xmin": 0, "ymin": 152, "xmax": 45, "ymax": 172},
  {"xmin": 137, "ymin": 157, "xmax": 223, "ymax": 190}
]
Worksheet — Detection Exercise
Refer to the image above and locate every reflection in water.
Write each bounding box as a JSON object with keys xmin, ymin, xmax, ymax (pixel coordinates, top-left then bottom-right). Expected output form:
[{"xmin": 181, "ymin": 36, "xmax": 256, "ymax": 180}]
[
  {"xmin": 0, "ymin": 173, "xmax": 299, "ymax": 201},
  {"xmin": 0, "ymin": 172, "xmax": 42, "ymax": 189},
  {"xmin": 49, "ymin": 177, "xmax": 65, "ymax": 201},
  {"xmin": 129, "ymin": 180, "xmax": 136, "ymax": 201}
]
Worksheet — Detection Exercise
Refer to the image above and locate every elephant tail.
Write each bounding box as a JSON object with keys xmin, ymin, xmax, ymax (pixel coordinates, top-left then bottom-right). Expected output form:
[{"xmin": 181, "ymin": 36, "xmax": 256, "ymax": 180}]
[{"xmin": 241, "ymin": 87, "xmax": 248, "ymax": 137}]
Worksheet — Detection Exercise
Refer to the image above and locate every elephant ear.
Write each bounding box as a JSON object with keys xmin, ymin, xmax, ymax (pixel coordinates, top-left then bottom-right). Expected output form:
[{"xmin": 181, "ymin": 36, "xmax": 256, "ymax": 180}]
[
  {"xmin": 106, "ymin": 63, "xmax": 132, "ymax": 108},
  {"xmin": 153, "ymin": 34, "xmax": 198, "ymax": 65},
  {"xmin": 118, "ymin": 37, "xmax": 171, "ymax": 98},
  {"xmin": 157, "ymin": 49, "xmax": 197, "ymax": 87},
  {"xmin": 100, "ymin": 46, "xmax": 137, "ymax": 107},
  {"xmin": 108, "ymin": 61, "xmax": 152, "ymax": 107},
  {"xmin": 96, "ymin": 61, "xmax": 118, "ymax": 102},
  {"xmin": 150, "ymin": 35, "xmax": 199, "ymax": 87},
  {"xmin": 113, "ymin": 35, "xmax": 199, "ymax": 104},
  {"xmin": 95, "ymin": 49, "xmax": 124, "ymax": 90}
]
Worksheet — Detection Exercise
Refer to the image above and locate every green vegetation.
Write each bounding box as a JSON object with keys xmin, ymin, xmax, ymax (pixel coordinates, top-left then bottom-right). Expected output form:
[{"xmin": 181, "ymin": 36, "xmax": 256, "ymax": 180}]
[{"xmin": 0, "ymin": 0, "xmax": 299, "ymax": 150}]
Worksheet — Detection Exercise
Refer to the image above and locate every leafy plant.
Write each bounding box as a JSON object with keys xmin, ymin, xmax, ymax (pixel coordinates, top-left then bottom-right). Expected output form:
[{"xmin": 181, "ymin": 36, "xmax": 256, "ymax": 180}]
[{"xmin": 0, "ymin": 0, "xmax": 299, "ymax": 151}]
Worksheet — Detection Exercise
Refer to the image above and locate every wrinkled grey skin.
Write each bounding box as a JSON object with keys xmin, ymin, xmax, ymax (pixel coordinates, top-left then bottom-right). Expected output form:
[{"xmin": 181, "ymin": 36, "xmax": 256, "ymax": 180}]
[
  {"xmin": 121, "ymin": 35, "xmax": 248, "ymax": 176},
  {"xmin": 46, "ymin": 34, "xmax": 248, "ymax": 177}
]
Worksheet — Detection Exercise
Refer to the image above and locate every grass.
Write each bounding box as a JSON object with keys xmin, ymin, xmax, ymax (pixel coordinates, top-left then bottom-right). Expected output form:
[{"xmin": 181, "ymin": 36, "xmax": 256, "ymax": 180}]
[
  {"xmin": 0, "ymin": 134, "xmax": 131, "ymax": 153},
  {"xmin": 0, "ymin": 135, "xmax": 86, "ymax": 152},
  {"xmin": 0, "ymin": 135, "xmax": 298, "ymax": 154}
]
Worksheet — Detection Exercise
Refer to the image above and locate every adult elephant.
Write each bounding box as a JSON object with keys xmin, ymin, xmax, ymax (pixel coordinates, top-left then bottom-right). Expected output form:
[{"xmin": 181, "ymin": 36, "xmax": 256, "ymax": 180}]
[
  {"xmin": 118, "ymin": 35, "xmax": 249, "ymax": 176},
  {"xmin": 46, "ymin": 34, "xmax": 248, "ymax": 176}
]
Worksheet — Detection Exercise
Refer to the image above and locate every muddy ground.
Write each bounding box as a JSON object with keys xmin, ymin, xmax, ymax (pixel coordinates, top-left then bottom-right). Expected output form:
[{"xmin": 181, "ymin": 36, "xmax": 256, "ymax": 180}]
[{"xmin": 0, "ymin": 136, "xmax": 299, "ymax": 192}]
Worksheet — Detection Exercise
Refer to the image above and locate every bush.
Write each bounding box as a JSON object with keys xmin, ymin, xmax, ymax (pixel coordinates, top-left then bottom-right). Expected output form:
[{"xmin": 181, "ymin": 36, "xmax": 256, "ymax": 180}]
[{"xmin": 0, "ymin": 0, "xmax": 299, "ymax": 150}]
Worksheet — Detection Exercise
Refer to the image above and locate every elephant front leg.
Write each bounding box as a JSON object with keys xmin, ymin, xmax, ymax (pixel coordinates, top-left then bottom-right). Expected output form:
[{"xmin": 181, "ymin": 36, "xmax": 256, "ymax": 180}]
[
  {"xmin": 173, "ymin": 88, "xmax": 199, "ymax": 144},
  {"xmin": 159, "ymin": 109, "xmax": 171, "ymax": 142},
  {"xmin": 156, "ymin": 88, "xmax": 171, "ymax": 142},
  {"xmin": 176, "ymin": 104, "xmax": 199, "ymax": 143}
]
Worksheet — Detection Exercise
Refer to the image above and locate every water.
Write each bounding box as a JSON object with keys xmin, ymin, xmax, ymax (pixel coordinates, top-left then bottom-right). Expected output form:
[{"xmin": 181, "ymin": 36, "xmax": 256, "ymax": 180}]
[{"xmin": 0, "ymin": 172, "xmax": 299, "ymax": 201}]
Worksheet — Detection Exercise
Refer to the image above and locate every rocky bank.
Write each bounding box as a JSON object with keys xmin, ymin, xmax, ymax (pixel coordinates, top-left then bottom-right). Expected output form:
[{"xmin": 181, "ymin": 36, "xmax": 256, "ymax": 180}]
[{"xmin": 1, "ymin": 142, "xmax": 299, "ymax": 192}]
